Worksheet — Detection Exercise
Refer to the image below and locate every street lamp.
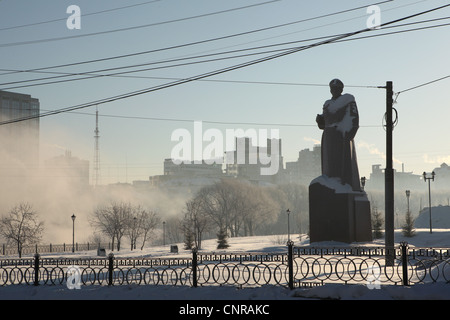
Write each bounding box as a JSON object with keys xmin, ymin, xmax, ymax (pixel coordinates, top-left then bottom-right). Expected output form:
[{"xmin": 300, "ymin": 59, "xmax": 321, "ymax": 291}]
[
  {"xmin": 71, "ymin": 214, "xmax": 76, "ymax": 253},
  {"xmin": 163, "ymin": 221, "xmax": 166, "ymax": 246},
  {"xmin": 423, "ymin": 171, "xmax": 435, "ymax": 234},
  {"xmin": 405, "ymin": 190, "xmax": 410, "ymax": 215},
  {"xmin": 132, "ymin": 216, "xmax": 137, "ymax": 250},
  {"xmin": 360, "ymin": 176, "xmax": 366, "ymax": 191},
  {"xmin": 286, "ymin": 209, "xmax": 291, "ymax": 243}
]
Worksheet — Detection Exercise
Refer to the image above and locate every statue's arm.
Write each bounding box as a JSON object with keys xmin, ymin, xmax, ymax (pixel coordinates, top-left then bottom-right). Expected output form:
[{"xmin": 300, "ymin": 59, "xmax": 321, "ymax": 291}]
[{"xmin": 346, "ymin": 101, "xmax": 359, "ymax": 140}]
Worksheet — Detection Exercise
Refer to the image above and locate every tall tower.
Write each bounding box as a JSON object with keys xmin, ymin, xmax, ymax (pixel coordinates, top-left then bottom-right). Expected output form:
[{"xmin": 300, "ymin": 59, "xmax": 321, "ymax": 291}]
[{"xmin": 93, "ymin": 106, "xmax": 100, "ymax": 186}]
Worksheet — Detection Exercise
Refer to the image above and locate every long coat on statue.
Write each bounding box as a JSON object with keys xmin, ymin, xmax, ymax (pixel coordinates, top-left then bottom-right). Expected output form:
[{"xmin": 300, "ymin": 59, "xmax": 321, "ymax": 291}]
[{"xmin": 317, "ymin": 93, "xmax": 361, "ymax": 191}]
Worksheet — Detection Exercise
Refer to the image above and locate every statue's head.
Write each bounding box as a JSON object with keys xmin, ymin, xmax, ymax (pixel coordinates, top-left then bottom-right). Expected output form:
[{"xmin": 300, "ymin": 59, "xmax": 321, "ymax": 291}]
[{"xmin": 329, "ymin": 79, "xmax": 344, "ymax": 99}]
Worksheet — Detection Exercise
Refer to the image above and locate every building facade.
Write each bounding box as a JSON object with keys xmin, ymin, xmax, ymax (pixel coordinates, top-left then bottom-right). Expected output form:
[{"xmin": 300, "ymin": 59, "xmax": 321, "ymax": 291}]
[
  {"xmin": 44, "ymin": 150, "xmax": 90, "ymax": 187},
  {"xmin": 0, "ymin": 90, "xmax": 40, "ymax": 182},
  {"xmin": 225, "ymin": 137, "xmax": 283, "ymax": 184},
  {"xmin": 284, "ymin": 145, "xmax": 321, "ymax": 185}
]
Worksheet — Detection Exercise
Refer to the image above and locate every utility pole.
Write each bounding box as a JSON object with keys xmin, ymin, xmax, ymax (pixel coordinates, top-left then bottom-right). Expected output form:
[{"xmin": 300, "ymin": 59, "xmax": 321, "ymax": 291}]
[
  {"xmin": 94, "ymin": 106, "xmax": 100, "ymax": 187},
  {"xmin": 384, "ymin": 81, "xmax": 395, "ymax": 266},
  {"xmin": 423, "ymin": 171, "xmax": 435, "ymax": 234}
]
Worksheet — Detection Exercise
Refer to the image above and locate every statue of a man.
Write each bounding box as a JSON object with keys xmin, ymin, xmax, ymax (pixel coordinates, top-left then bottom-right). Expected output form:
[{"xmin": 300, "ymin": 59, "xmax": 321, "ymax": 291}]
[{"xmin": 316, "ymin": 79, "xmax": 361, "ymax": 191}]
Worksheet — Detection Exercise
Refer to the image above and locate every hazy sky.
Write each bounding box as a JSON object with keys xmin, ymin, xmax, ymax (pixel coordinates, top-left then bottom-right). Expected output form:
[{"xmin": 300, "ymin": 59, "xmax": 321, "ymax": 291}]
[{"xmin": 1, "ymin": 0, "xmax": 450, "ymax": 184}]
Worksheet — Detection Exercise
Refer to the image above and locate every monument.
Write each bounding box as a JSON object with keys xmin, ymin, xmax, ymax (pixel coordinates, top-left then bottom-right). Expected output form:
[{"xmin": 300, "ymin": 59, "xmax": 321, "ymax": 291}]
[{"xmin": 309, "ymin": 79, "xmax": 372, "ymax": 243}]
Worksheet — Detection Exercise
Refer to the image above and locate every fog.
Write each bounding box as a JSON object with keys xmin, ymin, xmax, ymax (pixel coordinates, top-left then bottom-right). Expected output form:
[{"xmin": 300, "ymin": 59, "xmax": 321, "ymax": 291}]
[
  {"xmin": 1, "ymin": 117, "xmax": 449, "ymax": 247},
  {"xmin": 0, "ymin": 174, "xmax": 189, "ymax": 244},
  {"xmin": 0, "ymin": 129, "xmax": 189, "ymax": 245}
]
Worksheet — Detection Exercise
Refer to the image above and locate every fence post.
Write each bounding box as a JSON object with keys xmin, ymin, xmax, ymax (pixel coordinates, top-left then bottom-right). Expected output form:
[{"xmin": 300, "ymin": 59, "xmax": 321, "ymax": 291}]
[
  {"xmin": 108, "ymin": 253, "xmax": 114, "ymax": 286},
  {"xmin": 192, "ymin": 248, "xmax": 198, "ymax": 288},
  {"xmin": 401, "ymin": 242, "xmax": 409, "ymax": 286},
  {"xmin": 287, "ymin": 241, "xmax": 294, "ymax": 290},
  {"xmin": 34, "ymin": 253, "xmax": 40, "ymax": 286}
]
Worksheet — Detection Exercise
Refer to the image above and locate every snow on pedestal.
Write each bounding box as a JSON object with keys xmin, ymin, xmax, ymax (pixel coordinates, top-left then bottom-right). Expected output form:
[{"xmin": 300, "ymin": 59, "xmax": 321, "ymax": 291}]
[{"xmin": 309, "ymin": 175, "xmax": 372, "ymax": 244}]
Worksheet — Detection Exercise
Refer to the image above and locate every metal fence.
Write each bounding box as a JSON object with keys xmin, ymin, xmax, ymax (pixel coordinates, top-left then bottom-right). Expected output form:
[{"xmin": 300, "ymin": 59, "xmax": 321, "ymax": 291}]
[
  {"xmin": 1, "ymin": 242, "xmax": 118, "ymax": 256},
  {"xmin": 0, "ymin": 242, "xmax": 449, "ymax": 288},
  {"xmin": 292, "ymin": 243, "xmax": 450, "ymax": 287}
]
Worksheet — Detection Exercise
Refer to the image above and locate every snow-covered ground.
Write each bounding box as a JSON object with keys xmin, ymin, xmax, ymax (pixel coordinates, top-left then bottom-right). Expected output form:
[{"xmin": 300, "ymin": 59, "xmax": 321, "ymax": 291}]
[
  {"xmin": 0, "ymin": 229, "xmax": 449, "ymax": 301},
  {"xmin": 415, "ymin": 205, "xmax": 450, "ymax": 229}
]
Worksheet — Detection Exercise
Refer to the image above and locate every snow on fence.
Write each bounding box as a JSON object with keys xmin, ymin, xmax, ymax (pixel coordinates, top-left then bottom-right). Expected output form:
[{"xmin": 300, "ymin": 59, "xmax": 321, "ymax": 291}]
[
  {"xmin": 1, "ymin": 242, "xmax": 118, "ymax": 256},
  {"xmin": 0, "ymin": 242, "xmax": 448, "ymax": 288}
]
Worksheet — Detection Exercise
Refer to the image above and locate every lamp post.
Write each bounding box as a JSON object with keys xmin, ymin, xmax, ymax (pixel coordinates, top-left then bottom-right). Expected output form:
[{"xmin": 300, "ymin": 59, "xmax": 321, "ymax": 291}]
[
  {"xmin": 132, "ymin": 216, "xmax": 136, "ymax": 250},
  {"xmin": 405, "ymin": 190, "xmax": 410, "ymax": 215},
  {"xmin": 360, "ymin": 176, "xmax": 366, "ymax": 191},
  {"xmin": 163, "ymin": 221, "xmax": 166, "ymax": 246},
  {"xmin": 423, "ymin": 171, "xmax": 435, "ymax": 234},
  {"xmin": 286, "ymin": 209, "xmax": 291, "ymax": 243},
  {"xmin": 71, "ymin": 214, "xmax": 76, "ymax": 253}
]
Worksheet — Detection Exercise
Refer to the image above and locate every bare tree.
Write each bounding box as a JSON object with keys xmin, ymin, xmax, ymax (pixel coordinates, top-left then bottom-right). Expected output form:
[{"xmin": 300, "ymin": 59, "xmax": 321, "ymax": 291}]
[
  {"xmin": 276, "ymin": 184, "xmax": 308, "ymax": 235},
  {"xmin": 165, "ymin": 215, "xmax": 183, "ymax": 244},
  {"xmin": 91, "ymin": 202, "xmax": 132, "ymax": 251},
  {"xmin": 193, "ymin": 179, "xmax": 280, "ymax": 238},
  {"xmin": 0, "ymin": 203, "xmax": 44, "ymax": 257},
  {"xmin": 240, "ymin": 183, "xmax": 280, "ymax": 236},
  {"xmin": 137, "ymin": 208, "xmax": 160, "ymax": 250},
  {"xmin": 87, "ymin": 232, "xmax": 108, "ymax": 247},
  {"xmin": 196, "ymin": 181, "xmax": 230, "ymax": 235},
  {"xmin": 196, "ymin": 179, "xmax": 247, "ymax": 237},
  {"xmin": 183, "ymin": 197, "xmax": 211, "ymax": 250},
  {"xmin": 126, "ymin": 213, "xmax": 140, "ymax": 251},
  {"xmin": 90, "ymin": 205, "xmax": 116, "ymax": 249},
  {"xmin": 92, "ymin": 202, "xmax": 160, "ymax": 251}
]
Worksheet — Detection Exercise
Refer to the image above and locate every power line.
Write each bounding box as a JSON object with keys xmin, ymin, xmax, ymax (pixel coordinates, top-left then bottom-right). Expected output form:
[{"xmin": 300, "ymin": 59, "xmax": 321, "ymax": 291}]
[
  {"xmin": 5, "ymin": 18, "xmax": 450, "ymax": 90},
  {"xmin": 337, "ymin": 18, "xmax": 450, "ymax": 44},
  {"xmin": 0, "ymin": 0, "xmax": 162, "ymax": 32},
  {"xmin": 2, "ymin": 16, "xmax": 450, "ymax": 91},
  {"xmin": 392, "ymin": 73, "xmax": 450, "ymax": 104},
  {"xmin": 3, "ymin": 4, "xmax": 449, "ymax": 124},
  {"xmin": 39, "ymin": 108, "xmax": 381, "ymax": 128},
  {"xmin": 1, "ymin": 3, "xmax": 449, "ymax": 126},
  {"xmin": 0, "ymin": 0, "xmax": 281, "ymax": 48},
  {"xmin": 397, "ymin": 74, "xmax": 450, "ymax": 95},
  {"xmin": 0, "ymin": 44, "xmax": 321, "ymax": 90},
  {"xmin": 215, "ymin": 0, "xmax": 423, "ymax": 53},
  {"xmin": 0, "ymin": 0, "xmax": 391, "ymax": 73}
]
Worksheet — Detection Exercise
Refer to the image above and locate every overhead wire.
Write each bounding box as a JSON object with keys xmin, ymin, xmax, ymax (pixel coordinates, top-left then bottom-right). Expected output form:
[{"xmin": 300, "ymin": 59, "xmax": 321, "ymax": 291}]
[
  {"xmin": 391, "ymin": 73, "xmax": 450, "ymax": 106},
  {"xmin": 1, "ymin": 16, "xmax": 450, "ymax": 91},
  {"xmin": 0, "ymin": 0, "xmax": 392, "ymax": 75},
  {"xmin": 0, "ymin": 0, "xmax": 282, "ymax": 48},
  {"xmin": 1, "ymin": 3, "xmax": 449, "ymax": 127},
  {"xmin": 36, "ymin": 108, "xmax": 381, "ymax": 128},
  {"xmin": 0, "ymin": 0, "xmax": 162, "ymax": 32},
  {"xmin": 397, "ymin": 74, "xmax": 450, "ymax": 95},
  {"xmin": 213, "ymin": 0, "xmax": 425, "ymax": 53},
  {"xmin": 0, "ymin": 44, "xmax": 325, "ymax": 90}
]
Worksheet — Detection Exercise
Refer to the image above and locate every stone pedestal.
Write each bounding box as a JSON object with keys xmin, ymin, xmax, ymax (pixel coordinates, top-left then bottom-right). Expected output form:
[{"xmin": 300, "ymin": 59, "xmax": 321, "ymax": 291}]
[{"xmin": 309, "ymin": 175, "xmax": 372, "ymax": 243}]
